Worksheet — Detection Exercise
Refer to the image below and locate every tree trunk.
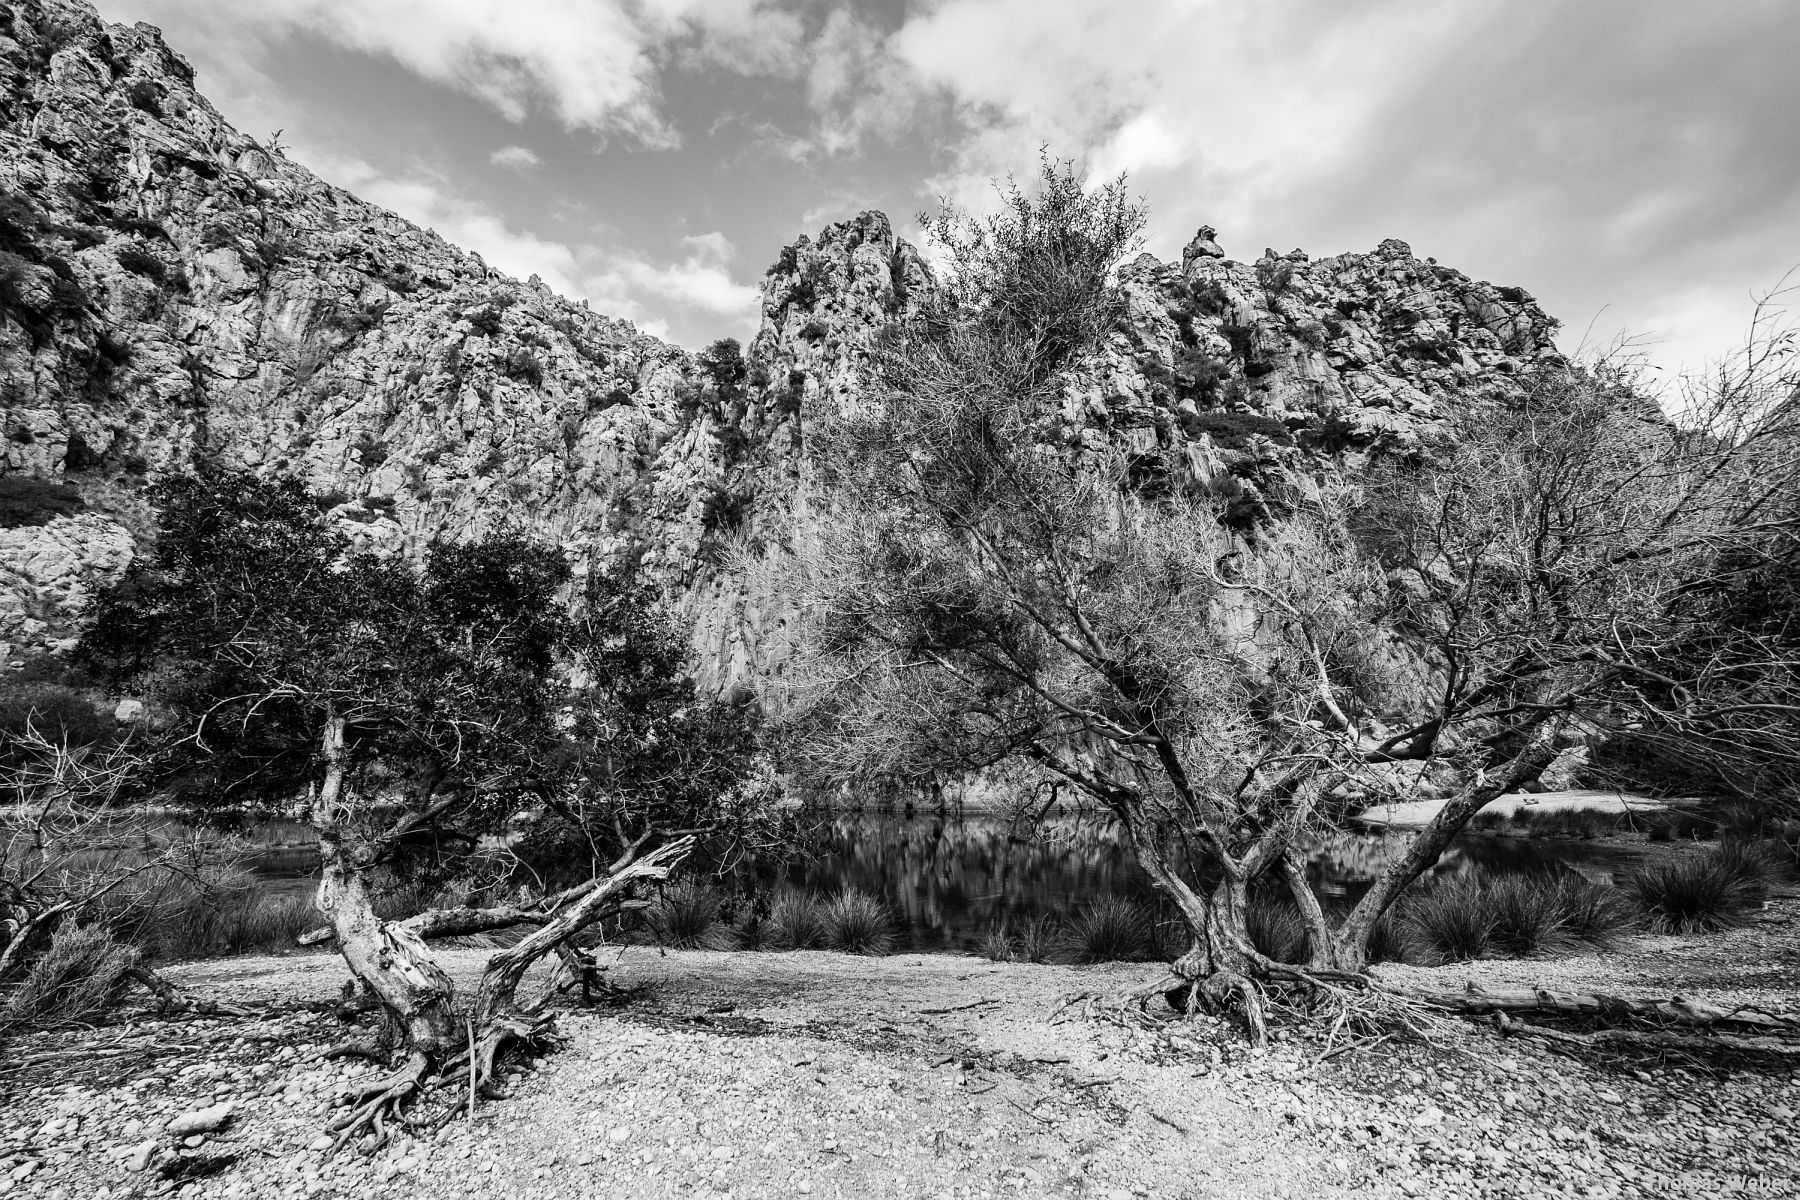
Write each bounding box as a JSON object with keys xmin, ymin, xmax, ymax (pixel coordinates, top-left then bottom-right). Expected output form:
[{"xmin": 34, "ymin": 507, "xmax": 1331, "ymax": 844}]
[
  {"xmin": 1278, "ymin": 850, "xmax": 1343, "ymax": 972},
  {"xmin": 316, "ymin": 852, "xmax": 459, "ymax": 1061},
  {"xmin": 1166, "ymin": 877, "xmax": 1268, "ymax": 1044},
  {"xmin": 473, "ymin": 837, "xmax": 693, "ymax": 1028},
  {"xmin": 1329, "ymin": 734, "xmax": 1558, "ymax": 970},
  {"xmin": 1120, "ymin": 818, "xmax": 1269, "ymax": 1045},
  {"xmin": 307, "ymin": 717, "xmax": 460, "ymax": 1150},
  {"xmin": 457, "ymin": 838, "xmax": 697, "ymax": 1098}
]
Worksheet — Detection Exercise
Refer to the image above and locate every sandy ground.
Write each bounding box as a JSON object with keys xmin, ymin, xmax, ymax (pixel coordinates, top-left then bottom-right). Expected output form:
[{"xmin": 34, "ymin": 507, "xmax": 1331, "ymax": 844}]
[{"xmin": 1355, "ymin": 790, "xmax": 1671, "ymax": 830}]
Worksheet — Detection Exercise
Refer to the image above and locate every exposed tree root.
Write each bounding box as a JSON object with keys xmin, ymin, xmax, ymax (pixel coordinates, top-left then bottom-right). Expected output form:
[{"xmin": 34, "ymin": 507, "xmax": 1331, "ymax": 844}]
[
  {"xmin": 424, "ymin": 1011, "xmax": 560, "ymax": 1129},
  {"xmin": 1065, "ymin": 965, "xmax": 1800, "ymax": 1065},
  {"xmin": 1159, "ymin": 971, "xmax": 1271, "ymax": 1047},
  {"xmin": 321, "ymin": 1039, "xmax": 390, "ymax": 1063},
  {"xmin": 326, "ymin": 1051, "xmax": 432, "ymax": 1156}
]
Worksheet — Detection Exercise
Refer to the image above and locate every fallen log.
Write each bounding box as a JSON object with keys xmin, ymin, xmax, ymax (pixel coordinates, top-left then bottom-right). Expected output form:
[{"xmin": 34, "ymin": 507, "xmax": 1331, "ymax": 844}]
[
  {"xmin": 1494, "ymin": 1013, "xmax": 1800, "ymax": 1058},
  {"xmin": 1386, "ymin": 983, "xmax": 1799, "ymax": 1034}
]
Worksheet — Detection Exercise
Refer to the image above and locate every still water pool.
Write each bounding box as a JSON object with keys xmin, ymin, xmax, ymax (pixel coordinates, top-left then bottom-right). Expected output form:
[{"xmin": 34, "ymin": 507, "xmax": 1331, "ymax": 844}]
[{"xmin": 227, "ymin": 808, "xmax": 1644, "ymax": 954}]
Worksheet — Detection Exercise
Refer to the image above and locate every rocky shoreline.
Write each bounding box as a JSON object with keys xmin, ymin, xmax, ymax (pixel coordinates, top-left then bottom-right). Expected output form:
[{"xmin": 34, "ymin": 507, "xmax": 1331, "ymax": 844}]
[{"xmin": 3, "ymin": 913, "xmax": 1796, "ymax": 1200}]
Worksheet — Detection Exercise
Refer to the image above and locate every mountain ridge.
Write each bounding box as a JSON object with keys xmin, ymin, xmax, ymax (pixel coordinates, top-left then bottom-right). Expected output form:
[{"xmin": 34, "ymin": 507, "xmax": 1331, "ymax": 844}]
[{"xmin": 0, "ymin": 0, "xmax": 1570, "ymax": 697}]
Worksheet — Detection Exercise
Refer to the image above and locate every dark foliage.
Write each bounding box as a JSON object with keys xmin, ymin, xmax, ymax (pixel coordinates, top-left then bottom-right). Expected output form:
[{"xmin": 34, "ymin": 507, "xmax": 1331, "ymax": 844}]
[
  {"xmin": 1180, "ymin": 409, "xmax": 1293, "ymax": 449},
  {"xmin": 698, "ymin": 338, "xmax": 747, "ymax": 404},
  {"xmin": 78, "ymin": 473, "xmax": 570, "ymax": 819},
  {"xmin": 1629, "ymin": 849, "xmax": 1767, "ymax": 934},
  {"xmin": 0, "ymin": 681, "xmax": 111, "ymax": 758},
  {"xmin": 502, "ymin": 347, "xmax": 544, "ymax": 387},
  {"xmin": 79, "ymin": 472, "xmax": 764, "ymax": 897},
  {"xmin": 113, "ymin": 242, "xmax": 166, "ymax": 283},
  {"xmin": 0, "ymin": 475, "xmax": 86, "ymax": 527},
  {"xmin": 1187, "ymin": 279, "xmax": 1231, "ymax": 317},
  {"xmin": 124, "ymin": 79, "xmax": 163, "ymax": 116}
]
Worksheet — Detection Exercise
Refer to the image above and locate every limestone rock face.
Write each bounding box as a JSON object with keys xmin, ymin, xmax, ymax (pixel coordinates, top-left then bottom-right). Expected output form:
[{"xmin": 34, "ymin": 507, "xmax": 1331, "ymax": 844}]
[
  {"xmin": 0, "ymin": 0, "xmax": 1570, "ymax": 697},
  {"xmin": 0, "ymin": 0, "xmax": 713, "ymax": 663}
]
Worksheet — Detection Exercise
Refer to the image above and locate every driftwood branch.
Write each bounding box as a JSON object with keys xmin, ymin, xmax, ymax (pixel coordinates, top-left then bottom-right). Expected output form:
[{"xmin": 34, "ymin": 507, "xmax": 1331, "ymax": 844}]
[
  {"xmin": 1391, "ymin": 983, "xmax": 1800, "ymax": 1035},
  {"xmin": 1494, "ymin": 1013, "xmax": 1800, "ymax": 1058}
]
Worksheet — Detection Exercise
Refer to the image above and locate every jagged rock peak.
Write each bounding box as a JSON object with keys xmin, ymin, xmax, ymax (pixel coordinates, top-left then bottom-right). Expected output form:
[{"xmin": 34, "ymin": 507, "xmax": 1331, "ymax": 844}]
[{"xmin": 0, "ymin": 0, "xmax": 1583, "ymax": 698}]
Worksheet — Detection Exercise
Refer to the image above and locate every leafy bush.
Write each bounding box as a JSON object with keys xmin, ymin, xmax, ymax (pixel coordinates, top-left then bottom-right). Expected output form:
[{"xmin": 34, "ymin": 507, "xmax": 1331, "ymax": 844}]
[
  {"xmin": 150, "ymin": 889, "xmax": 320, "ymax": 959},
  {"xmin": 114, "ymin": 242, "xmax": 167, "ymax": 284},
  {"xmin": 1180, "ymin": 409, "xmax": 1292, "ymax": 450},
  {"xmin": 85, "ymin": 859, "xmax": 324, "ymax": 961},
  {"xmin": 1628, "ymin": 849, "xmax": 1766, "ymax": 934},
  {"xmin": 1709, "ymin": 839, "xmax": 1788, "ymax": 892},
  {"xmin": 1364, "ymin": 910, "xmax": 1411, "ymax": 965},
  {"xmin": 732, "ymin": 908, "xmax": 774, "ymax": 951},
  {"xmin": 352, "ymin": 433, "xmax": 389, "ymax": 469},
  {"xmin": 1511, "ymin": 808, "xmax": 1630, "ymax": 839},
  {"xmin": 0, "ymin": 681, "xmax": 111, "ymax": 750},
  {"xmin": 1015, "ymin": 913, "xmax": 1062, "ymax": 964},
  {"xmin": 1170, "ymin": 346, "xmax": 1226, "ymax": 404},
  {"xmin": 1062, "ymin": 896, "xmax": 1153, "ymax": 963},
  {"xmin": 467, "ymin": 304, "xmax": 506, "ymax": 337},
  {"xmin": 2, "ymin": 924, "xmax": 136, "ymax": 1030},
  {"xmin": 820, "ymin": 889, "xmax": 895, "ymax": 956},
  {"xmin": 1642, "ymin": 807, "xmax": 1717, "ymax": 842},
  {"xmin": 1716, "ymin": 800, "xmax": 1784, "ymax": 841},
  {"xmin": 981, "ymin": 913, "xmax": 1064, "ymax": 964},
  {"xmin": 1255, "ymin": 257, "xmax": 1296, "ymax": 296},
  {"xmin": 1187, "ymin": 279, "xmax": 1231, "ymax": 316},
  {"xmin": 1393, "ymin": 869, "xmax": 1634, "ymax": 963},
  {"xmin": 698, "ymin": 338, "xmax": 746, "ymax": 401},
  {"xmin": 502, "ymin": 348, "xmax": 544, "ymax": 387},
  {"xmin": 700, "ymin": 484, "xmax": 753, "ymax": 536},
  {"xmin": 1550, "ymin": 875, "xmax": 1635, "ymax": 949},
  {"xmin": 124, "ymin": 79, "xmax": 163, "ymax": 116}
]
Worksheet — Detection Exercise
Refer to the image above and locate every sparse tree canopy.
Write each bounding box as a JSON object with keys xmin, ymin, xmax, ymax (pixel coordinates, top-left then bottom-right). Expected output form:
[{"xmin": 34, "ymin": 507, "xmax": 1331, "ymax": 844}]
[{"xmin": 788, "ymin": 157, "xmax": 1800, "ymax": 1038}]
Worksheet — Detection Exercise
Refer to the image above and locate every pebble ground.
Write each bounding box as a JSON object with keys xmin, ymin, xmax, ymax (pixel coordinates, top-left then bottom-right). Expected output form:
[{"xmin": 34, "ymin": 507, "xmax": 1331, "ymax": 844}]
[{"xmin": 1, "ymin": 937, "xmax": 1793, "ymax": 1200}]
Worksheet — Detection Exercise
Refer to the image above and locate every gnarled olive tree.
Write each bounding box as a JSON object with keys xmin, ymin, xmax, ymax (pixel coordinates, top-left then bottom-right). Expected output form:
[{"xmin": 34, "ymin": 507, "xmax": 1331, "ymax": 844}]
[{"xmin": 82, "ymin": 473, "xmax": 766, "ymax": 1143}]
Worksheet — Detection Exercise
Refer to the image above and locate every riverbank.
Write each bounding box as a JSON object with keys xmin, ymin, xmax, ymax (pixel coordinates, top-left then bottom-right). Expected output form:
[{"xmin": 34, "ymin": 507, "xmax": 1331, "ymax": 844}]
[
  {"xmin": 1353, "ymin": 789, "xmax": 1670, "ymax": 830},
  {"xmin": 3, "ymin": 905, "xmax": 1796, "ymax": 1200}
]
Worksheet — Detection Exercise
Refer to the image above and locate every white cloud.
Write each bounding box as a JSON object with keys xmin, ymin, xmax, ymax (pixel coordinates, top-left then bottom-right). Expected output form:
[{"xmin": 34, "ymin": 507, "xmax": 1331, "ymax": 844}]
[
  {"xmin": 300, "ymin": 150, "xmax": 759, "ymax": 338},
  {"xmin": 106, "ymin": 0, "xmax": 805, "ymax": 145},
  {"xmin": 863, "ymin": 0, "xmax": 1800, "ymax": 379},
  {"xmin": 1089, "ymin": 111, "xmax": 1184, "ymax": 182},
  {"xmin": 317, "ymin": 154, "xmax": 587, "ymax": 294},
  {"xmin": 488, "ymin": 145, "xmax": 542, "ymax": 173},
  {"xmin": 800, "ymin": 10, "xmax": 927, "ymax": 156},
  {"xmin": 594, "ymin": 232, "xmax": 760, "ymax": 323}
]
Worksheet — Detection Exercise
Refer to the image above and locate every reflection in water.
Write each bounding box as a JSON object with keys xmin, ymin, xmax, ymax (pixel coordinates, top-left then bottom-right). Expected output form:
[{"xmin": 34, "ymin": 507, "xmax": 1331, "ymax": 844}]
[
  {"xmin": 756, "ymin": 811, "xmax": 1643, "ymax": 952},
  {"xmin": 202, "ymin": 809, "xmax": 1647, "ymax": 954}
]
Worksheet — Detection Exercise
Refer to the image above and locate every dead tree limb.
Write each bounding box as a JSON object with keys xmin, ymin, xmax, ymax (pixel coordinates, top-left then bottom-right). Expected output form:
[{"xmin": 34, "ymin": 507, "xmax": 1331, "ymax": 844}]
[
  {"xmin": 1494, "ymin": 1013, "xmax": 1800, "ymax": 1058},
  {"xmin": 1390, "ymin": 983, "xmax": 1800, "ymax": 1034}
]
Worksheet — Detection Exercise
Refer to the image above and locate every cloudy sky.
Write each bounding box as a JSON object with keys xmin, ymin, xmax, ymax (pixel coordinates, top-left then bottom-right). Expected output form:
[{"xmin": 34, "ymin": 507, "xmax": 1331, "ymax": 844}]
[{"xmin": 97, "ymin": 0, "xmax": 1797, "ymax": 384}]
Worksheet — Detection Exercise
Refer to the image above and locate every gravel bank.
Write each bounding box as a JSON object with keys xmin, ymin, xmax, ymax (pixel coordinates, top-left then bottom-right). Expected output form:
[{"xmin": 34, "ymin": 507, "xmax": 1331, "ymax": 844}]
[{"xmin": 1, "ymin": 935, "xmax": 1794, "ymax": 1200}]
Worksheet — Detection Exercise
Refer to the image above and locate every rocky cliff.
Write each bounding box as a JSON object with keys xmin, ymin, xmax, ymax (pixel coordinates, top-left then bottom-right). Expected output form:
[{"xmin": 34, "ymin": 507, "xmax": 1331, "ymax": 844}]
[{"xmin": 0, "ymin": 0, "xmax": 1568, "ymax": 697}]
